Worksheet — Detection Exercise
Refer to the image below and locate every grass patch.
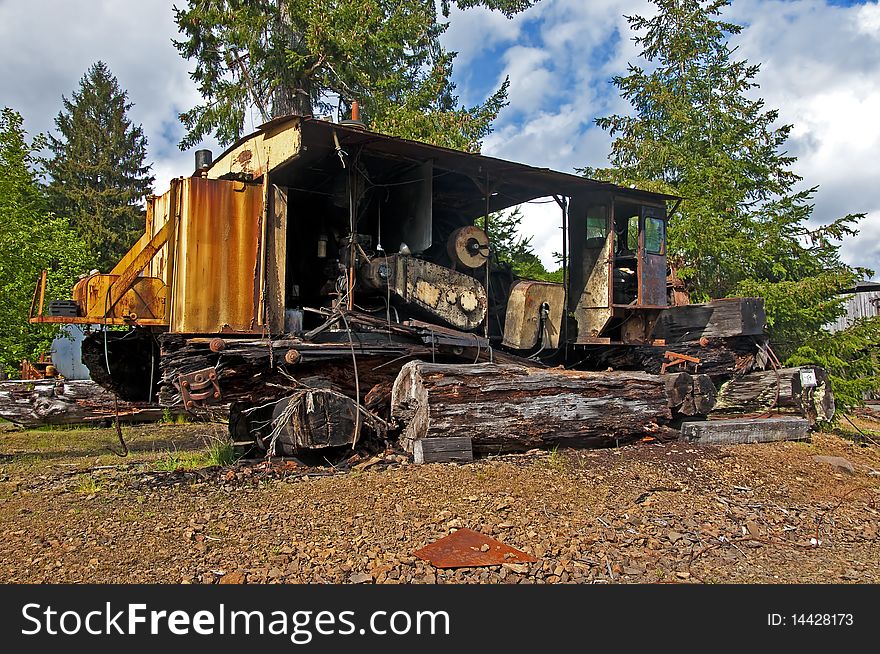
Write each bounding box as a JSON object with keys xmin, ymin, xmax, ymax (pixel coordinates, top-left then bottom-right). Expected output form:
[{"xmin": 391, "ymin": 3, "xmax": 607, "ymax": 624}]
[
  {"xmin": 154, "ymin": 436, "xmax": 238, "ymax": 472},
  {"xmin": 543, "ymin": 446, "xmax": 569, "ymax": 473},
  {"xmin": 74, "ymin": 474, "xmax": 103, "ymax": 494}
]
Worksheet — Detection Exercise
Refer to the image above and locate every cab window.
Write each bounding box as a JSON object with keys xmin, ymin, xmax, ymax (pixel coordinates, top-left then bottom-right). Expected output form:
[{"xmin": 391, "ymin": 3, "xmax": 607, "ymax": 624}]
[{"xmin": 644, "ymin": 216, "xmax": 665, "ymax": 254}]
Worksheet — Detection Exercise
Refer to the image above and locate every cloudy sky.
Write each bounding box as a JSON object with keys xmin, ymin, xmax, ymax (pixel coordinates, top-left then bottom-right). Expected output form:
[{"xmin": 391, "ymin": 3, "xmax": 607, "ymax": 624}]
[{"xmin": 1, "ymin": 0, "xmax": 878, "ymax": 279}]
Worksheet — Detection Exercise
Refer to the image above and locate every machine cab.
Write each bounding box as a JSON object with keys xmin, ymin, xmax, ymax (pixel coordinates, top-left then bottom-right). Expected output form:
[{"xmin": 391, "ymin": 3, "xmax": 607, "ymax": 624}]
[{"xmin": 569, "ymin": 193, "xmax": 669, "ymax": 344}]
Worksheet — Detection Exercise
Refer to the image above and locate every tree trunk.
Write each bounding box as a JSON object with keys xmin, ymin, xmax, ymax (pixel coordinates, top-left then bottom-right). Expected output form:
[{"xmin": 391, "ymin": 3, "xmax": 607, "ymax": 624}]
[
  {"xmin": 391, "ymin": 362, "xmax": 674, "ymax": 454},
  {"xmin": 710, "ymin": 366, "xmax": 835, "ymax": 425},
  {"xmin": 0, "ymin": 379, "xmax": 171, "ymax": 428},
  {"xmin": 273, "ymin": 0, "xmax": 313, "ymax": 117},
  {"xmin": 664, "ymin": 372, "xmax": 717, "ymax": 417}
]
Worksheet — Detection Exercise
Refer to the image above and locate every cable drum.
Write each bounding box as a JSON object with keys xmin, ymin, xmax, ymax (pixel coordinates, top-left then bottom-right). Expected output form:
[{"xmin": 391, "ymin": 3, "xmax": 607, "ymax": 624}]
[{"xmin": 447, "ymin": 226, "xmax": 490, "ymax": 269}]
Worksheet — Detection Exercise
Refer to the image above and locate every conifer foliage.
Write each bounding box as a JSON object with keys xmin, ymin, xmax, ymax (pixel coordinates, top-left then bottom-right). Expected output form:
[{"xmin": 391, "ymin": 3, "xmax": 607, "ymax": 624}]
[
  {"xmin": 589, "ymin": 0, "xmax": 879, "ymax": 408},
  {"xmin": 173, "ymin": 0, "xmax": 534, "ymax": 152},
  {"xmin": 46, "ymin": 62, "xmax": 154, "ymax": 271}
]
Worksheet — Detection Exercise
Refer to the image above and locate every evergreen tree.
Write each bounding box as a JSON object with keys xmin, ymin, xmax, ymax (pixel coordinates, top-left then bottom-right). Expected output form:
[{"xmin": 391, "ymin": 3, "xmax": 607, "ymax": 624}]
[
  {"xmin": 0, "ymin": 108, "xmax": 89, "ymax": 374},
  {"xmin": 46, "ymin": 62, "xmax": 155, "ymax": 271},
  {"xmin": 173, "ymin": 0, "xmax": 534, "ymax": 151},
  {"xmin": 588, "ymin": 0, "xmax": 879, "ymax": 408},
  {"xmin": 480, "ymin": 208, "xmax": 562, "ymax": 282}
]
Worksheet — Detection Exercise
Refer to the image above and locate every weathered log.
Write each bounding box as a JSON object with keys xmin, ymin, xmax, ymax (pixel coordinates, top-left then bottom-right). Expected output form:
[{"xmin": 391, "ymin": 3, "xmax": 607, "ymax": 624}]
[
  {"xmin": 0, "ymin": 379, "xmax": 171, "ymax": 428},
  {"xmin": 391, "ymin": 361, "xmax": 673, "ymax": 454},
  {"xmin": 572, "ymin": 336, "xmax": 765, "ymax": 383},
  {"xmin": 664, "ymin": 372, "xmax": 717, "ymax": 417},
  {"xmin": 267, "ymin": 388, "xmax": 387, "ymax": 455},
  {"xmin": 710, "ymin": 366, "xmax": 835, "ymax": 425},
  {"xmin": 652, "ymin": 298, "xmax": 766, "ymax": 343}
]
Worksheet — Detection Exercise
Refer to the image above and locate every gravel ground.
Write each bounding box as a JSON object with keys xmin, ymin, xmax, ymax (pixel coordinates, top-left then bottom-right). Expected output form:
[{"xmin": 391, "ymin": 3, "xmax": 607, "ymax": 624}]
[{"xmin": 1, "ymin": 419, "xmax": 879, "ymax": 584}]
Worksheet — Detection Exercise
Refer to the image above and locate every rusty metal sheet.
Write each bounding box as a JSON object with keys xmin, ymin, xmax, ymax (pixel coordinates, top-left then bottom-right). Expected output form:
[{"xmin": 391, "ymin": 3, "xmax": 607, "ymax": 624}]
[
  {"xmin": 171, "ymin": 177, "xmax": 264, "ymax": 334},
  {"xmin": 502, "ymin": 280, "xmax": 565, "ymax": 349},
  {"xmin": 413, "ymin": 528, "xmax": 537, "ymax": 569},
  {"xmin": 73, "ymin": 274, "xmax": 167, "ymax": 323}
]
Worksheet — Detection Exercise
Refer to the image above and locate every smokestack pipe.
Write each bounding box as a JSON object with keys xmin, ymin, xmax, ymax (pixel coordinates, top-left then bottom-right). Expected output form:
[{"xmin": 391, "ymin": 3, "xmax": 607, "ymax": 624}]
[{"xmin": 195, "ymin": 149, "xmax": 213, "ymax": 173}]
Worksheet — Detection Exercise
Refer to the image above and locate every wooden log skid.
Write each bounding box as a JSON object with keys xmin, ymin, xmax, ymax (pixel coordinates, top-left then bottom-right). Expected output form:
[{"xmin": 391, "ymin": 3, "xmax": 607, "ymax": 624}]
[
  {"xmin": 391, "ymin": 361, "xmax": 673, "ymax": 454},
  {"xmin": 682, "ymin": 417, "xmax": 810, "ymax": 445},
  {"xmin": 710, "ymin": 366, "xmax": 835, "ymax": 425},
  {"xmin": 0, "ymin": 379, "xmax": 170, "ymax": 428},
  {"xmin": 414, "ymin": 437, "xmax": 474, "ymax": 464},
  {"xmin": 572, "ymin": 336, "xmax": 765, "ymax": 382},
  {"xmin": 652, "ymin": 298, "xmax": 766, "ymax": 343}
]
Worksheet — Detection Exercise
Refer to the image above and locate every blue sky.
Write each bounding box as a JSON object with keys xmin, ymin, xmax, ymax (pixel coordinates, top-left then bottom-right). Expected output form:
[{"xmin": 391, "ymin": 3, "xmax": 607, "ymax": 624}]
[{"xmin": 1, "ymin": 0, "xmax": 878, "ymax": 278}]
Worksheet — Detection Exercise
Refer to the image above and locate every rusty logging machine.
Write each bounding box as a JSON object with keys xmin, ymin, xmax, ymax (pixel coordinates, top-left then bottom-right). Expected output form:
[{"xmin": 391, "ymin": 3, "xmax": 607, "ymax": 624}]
[{"xmin": 29, "ymin": 113, "xmax": 769, "ymax": 456}]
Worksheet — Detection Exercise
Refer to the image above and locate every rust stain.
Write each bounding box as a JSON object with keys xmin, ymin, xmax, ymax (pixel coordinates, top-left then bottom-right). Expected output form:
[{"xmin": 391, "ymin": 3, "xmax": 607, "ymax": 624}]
[
  {"xmin": 236, "ymin": 149, "xmax": 253, "ymax": 172},
  {"xmin": 72, "ymin": 274, "xmax": 166, "ymax": 322},
  {"xmin": 170, "ymin": 177, "xmax": 263, "ymax": 334},
  {"xmin": 413, "ymin": 528, "xmax": 537, "ymax": 569}
]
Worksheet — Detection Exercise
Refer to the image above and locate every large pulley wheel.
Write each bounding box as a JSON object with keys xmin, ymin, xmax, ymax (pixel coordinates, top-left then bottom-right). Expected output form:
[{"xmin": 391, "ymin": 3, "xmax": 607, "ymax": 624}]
[{"xmin": 447, "ymin": 225, "xmax": 490, "ymax": 269}]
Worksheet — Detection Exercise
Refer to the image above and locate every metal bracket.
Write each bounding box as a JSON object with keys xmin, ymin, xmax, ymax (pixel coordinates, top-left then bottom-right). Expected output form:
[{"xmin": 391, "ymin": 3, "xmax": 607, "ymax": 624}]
[
  {"xmin": 178, "ymin": 367, "xmax": 221, "ymax": 409},
  {"xmin": 660, "ymin": 351, "xmax": 701, "ymax": 375}
]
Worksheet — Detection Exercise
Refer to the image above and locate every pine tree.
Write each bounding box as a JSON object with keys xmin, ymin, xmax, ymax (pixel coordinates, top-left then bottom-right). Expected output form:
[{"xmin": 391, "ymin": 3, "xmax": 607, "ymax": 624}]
[
  {"xmin": 46, "ymin": 62, "xmax": 155, "ymax": 271},
  {"xmin": 588, "ymin": 0, "xmax": 879, "ymax": 408},
  {"xmin": 479, "ymin": 208, "xmax": 562, "ymax": 282},
  {"xmin": 0, "ymin": 108, "xmax": 89, "ymax": 374},
  {"xmin": 173, "ymin": 0, "xmax": 534, "ymax": 151}
]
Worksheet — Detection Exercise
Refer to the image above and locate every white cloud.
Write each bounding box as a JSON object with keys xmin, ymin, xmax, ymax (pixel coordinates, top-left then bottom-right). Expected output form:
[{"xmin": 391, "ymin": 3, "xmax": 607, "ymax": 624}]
[
  {"xmin": 0, "ymin": 0, "xmax": 211, "ymax": 194},
  {"xmin": 442, "ymin": 4, "xmax": 532, "ymax": 68},
  {"xmin": 461, "ymin": 0, "xmax": 880, "ymax": 277},
  {"xmin": 495, "ymin": 46, "xmax": 555, "ymax": 113}
]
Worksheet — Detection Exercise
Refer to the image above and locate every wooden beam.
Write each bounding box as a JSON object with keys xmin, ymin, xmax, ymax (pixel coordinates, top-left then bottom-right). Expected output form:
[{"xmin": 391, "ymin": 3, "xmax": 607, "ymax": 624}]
[
  {"xmin": 392, "ymin": 361, "xmax": 673, "ymax": 453},
  {"xmin": 681, "ymin": 417, "xmax": 810, "ymax": 445},
  {"xmin": 413, "ymin": 437, "xmax": 474, "ymax": 464}
]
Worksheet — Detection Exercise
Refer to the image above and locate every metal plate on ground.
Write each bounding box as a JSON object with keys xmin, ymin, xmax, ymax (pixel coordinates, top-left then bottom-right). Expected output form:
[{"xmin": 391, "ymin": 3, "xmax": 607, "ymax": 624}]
[{"xmin": 413, "ymin": 528, "xmax": 537, "ymax": 569}]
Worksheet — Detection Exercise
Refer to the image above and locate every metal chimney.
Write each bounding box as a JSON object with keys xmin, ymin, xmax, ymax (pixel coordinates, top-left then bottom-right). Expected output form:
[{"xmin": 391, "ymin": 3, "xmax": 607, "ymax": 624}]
[{"xmin": 194, "ymin": 149, "xmax": 213, "ymax": 172}]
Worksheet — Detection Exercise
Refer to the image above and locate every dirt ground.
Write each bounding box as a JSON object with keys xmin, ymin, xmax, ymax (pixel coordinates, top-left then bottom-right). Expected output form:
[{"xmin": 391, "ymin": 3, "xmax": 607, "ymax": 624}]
[{"xmin": 0, "ymin": 415, "xmax": 879, "ymax": 584}]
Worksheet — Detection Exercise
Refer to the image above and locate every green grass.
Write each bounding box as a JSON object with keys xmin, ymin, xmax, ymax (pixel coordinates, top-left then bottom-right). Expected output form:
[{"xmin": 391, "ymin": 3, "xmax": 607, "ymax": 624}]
[
  {"xmin": 74, "ymin": 474, "xmax": 103, "ymax": 494},
  {"xmin": 153, "ymin": 437, "xmax": 238, "ymax": 472},
  {"xmin": 543, "ymin": 445, "xmax": 569, "ymax": 473}
]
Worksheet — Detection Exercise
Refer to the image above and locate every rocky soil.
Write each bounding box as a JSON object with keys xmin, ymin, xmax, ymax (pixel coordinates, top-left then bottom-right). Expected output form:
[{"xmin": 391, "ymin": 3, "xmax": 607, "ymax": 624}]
[{"xmin": 1, "ymin": 418, "xmax": 879, "ymax": 584}]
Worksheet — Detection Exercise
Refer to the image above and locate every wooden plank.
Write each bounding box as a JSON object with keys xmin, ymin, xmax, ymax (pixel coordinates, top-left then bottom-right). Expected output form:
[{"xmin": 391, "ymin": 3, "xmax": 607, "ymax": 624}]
[
  {"xmin": 413, "ymin": 437, "xmax": 474, "ymax": 464},
  {"xmin": 681, "ymin": 417, "xmax": 810, "ymax": 445}
]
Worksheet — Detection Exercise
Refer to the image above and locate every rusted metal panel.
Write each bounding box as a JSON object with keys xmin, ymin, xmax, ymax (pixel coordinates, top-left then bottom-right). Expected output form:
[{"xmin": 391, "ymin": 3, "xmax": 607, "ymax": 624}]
[
  {"xmin": 413, "ymin": 528, "xmax": 537, "ymax": 569},
  {"xmin": 640, "ymin": 251, "xmax": 667, "ymax": 307},
  {"xmin": 502, "ymin": 280, "xmax": 565, "ymax": 349},
  {"xmin": 638, "ymin": 206, "xmax": 667, "ymax": 307},
  {"xmin": 206, "ymin": 117, "xmax": 302, "ymax": 180},
  {"xmin": 147, "ymin": 182, "xmax": 177, "ymax": 286},
  {"xmin": 70, "ymin": 273, "xmax": 167, "ymax": 322},
  {"xmin": 170, "ymin": 177, "xmax": 264, "ymax": 334},
  {"xmin": 262, "ymin": 184, "xmax": 288, "ymax": 333},
  {"xmin": 361, "ymin": 255, "xmax": 488, "ymax": 331},
  {"xmin": 107, "ymin": 219, "xmax": 171, "ymax": 313}
]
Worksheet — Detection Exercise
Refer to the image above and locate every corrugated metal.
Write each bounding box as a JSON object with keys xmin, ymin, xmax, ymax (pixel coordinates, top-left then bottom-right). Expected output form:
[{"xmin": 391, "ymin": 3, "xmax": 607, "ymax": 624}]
[{"xmin": 170, "ymin": 177, "xmax": 264, "ymax": 333}]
